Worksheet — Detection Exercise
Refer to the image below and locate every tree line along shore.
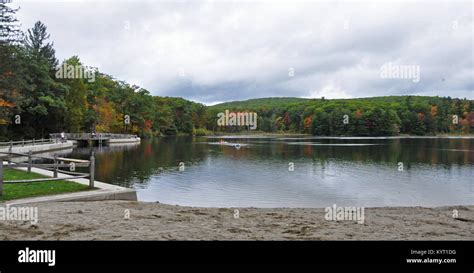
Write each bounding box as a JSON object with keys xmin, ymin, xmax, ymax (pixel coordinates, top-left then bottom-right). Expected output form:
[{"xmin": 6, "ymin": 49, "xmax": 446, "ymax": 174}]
[{"xmin": 1, "ymin": 4, "xmax": 473, "ymax": 141}]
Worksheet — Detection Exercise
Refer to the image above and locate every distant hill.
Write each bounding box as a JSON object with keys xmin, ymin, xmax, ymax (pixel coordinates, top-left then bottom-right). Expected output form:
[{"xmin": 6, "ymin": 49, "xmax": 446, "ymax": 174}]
[
  {"xmin": 208, "ymin": 95, "xmax": 473, "ymax": 136},
  {"xmin": 211, "ymin": 97, "xmax": 311, "ymax": 109},
  {"xmin": 210, "ymin": 95, "xmax": 461, "ymax": 110}
]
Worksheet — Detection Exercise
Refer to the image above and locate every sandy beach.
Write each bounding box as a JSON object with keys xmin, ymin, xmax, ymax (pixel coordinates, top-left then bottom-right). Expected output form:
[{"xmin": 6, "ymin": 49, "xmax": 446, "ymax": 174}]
[{"xmin": 0, "ymin": 201, "xmax": 473, "ymax": 240}]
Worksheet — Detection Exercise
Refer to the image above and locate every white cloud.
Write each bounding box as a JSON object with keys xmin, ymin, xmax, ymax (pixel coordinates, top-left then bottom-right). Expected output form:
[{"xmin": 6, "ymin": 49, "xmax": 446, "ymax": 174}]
[
  {"xmin": 15, "ymin": 0, "xmax": 474, "ymax": 103},
  {"xmin": 307, "ymin": 84, "xmax": 353, "ymax": 99}
]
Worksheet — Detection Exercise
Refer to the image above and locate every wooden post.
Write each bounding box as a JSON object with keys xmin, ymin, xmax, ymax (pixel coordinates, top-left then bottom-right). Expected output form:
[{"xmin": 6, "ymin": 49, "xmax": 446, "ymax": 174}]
[
  {"xmin": 89, "ymin": 152, "xmax": 95, "ymax": 189},
  {"xmin": 28, "ymin": 150, "xmax": 32, "ymax": 172},
  {"xmin": 22, "ymin": 139, "xmax": 25, "ymax": 147},
  {"xmin": 0, "ymin": 161, "xmax": 3, "ymax": 196},
  {"xmin": 8, "ymin": 143, "xmax": 12, "ymax": 165},
  {"xmin": 53, "ymin": 154, "xmax": 58, "ymax": 178},
  {"xmin": 33, "ymin": 138, "xmax": 35, "ymax": 146}
]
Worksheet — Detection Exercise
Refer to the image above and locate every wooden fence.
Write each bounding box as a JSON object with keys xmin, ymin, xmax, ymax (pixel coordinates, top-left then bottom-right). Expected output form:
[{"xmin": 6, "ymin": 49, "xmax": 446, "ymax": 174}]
[{"xmin": 0, "ymin": 151, "xmax": 95, "ymax": 196}]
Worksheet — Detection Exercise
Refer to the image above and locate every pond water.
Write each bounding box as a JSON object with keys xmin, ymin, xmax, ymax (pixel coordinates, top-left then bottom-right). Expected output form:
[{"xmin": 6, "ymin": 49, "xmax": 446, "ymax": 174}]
[{"xmin": 61, "ymin": 136, "xmax": 474, "ymax": 208}]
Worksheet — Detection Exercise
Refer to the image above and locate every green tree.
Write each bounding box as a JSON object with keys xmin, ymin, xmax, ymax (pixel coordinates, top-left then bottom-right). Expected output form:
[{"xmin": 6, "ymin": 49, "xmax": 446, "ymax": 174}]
[
  {"xmin": 21, "ymin": 21, "xmax": 66, "ymax": 137},
  {"xmin": 311, "ymin": 109, "xmax": 330, "ymax": 135},
  {"xmin": 0, "ymin": 1, "xmax": 26, "ymax": 140},
  {"xmin": 61, "ymin": 57, "xmax": 87, "ymax": 132}
]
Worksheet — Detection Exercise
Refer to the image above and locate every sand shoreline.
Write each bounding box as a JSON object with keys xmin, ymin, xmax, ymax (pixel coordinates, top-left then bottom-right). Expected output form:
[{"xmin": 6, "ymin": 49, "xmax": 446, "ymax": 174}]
[{"xmin": 0, "ymin": 201, "xmax": 472, "ymax": 240}]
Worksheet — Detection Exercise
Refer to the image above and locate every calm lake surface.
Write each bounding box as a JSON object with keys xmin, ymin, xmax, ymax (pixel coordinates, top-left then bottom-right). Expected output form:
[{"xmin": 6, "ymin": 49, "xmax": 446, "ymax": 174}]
[{"xmin": 62, "ymin": 136, "xmax": 474, "ymax": 208}]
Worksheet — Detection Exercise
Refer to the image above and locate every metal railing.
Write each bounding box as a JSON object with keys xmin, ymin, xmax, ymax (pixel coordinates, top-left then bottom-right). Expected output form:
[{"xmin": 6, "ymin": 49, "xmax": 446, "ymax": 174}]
[
  {"xmin": 99, "ymin": 133, "xmax": 138, "ymax": 139},
  {"xmin": 0, "ymin": 150, "xmax": 96, "ymax": 196},
  {"xmin": 0, "ymin": 138, "xmax": 57, "ymax": 148},
  {"xmin": 50, "ymin": 133, "xmax": 138, "ymax": 140}
]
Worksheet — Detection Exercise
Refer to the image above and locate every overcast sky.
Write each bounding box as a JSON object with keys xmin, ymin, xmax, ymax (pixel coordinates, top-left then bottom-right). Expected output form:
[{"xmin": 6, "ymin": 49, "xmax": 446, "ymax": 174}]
[{"xmin": 15, "ymin": 0, "xmax": 474, "ymax": 104}]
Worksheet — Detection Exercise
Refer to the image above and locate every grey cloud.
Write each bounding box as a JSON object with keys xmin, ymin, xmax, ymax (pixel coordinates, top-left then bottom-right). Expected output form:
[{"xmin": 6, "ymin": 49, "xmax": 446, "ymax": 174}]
[{"xmin": 16, "ymin": 0, "xmax": 473, "ymax": 103}]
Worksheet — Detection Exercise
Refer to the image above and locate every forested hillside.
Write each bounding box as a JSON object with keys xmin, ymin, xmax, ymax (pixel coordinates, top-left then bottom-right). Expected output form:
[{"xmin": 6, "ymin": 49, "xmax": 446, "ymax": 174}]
[
  {"xmin": 209, "ymin": 96, "xmax": 474, "ymax": 136},
  {"xmin": 1, "ymin": 3, "xmax": 473, "ymax": 140}
]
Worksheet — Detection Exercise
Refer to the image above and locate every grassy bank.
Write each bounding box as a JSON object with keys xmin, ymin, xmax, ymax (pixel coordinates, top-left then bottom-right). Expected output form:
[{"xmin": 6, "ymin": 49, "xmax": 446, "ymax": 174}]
[{"xmin": 0, "ymin": 168, "xmax": 91, "ymax": 202}]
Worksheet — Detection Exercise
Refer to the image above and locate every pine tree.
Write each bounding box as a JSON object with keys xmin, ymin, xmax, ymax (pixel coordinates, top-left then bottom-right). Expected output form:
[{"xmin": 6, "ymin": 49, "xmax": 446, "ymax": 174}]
[
  {"xmin": 0, "ymin": 1, "xmax": 23, "ymax": 45},
  {"xmin": 24, "ymin": 21, "xmax": 58, "ymax": 68},
  {"xmin": 0, "ymin": 1, "xmax": 26, "ymax": 139},
  {"xmin": 21, "ymin": 20, "xmax": 66, "ymax": 137}
]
